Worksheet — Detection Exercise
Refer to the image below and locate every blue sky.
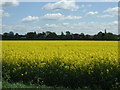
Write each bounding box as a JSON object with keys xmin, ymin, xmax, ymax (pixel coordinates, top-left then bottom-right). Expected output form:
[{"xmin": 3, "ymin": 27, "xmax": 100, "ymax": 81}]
[{"xmin": 1, "ymin": 0, "xmax": 118, "ymax": 35}]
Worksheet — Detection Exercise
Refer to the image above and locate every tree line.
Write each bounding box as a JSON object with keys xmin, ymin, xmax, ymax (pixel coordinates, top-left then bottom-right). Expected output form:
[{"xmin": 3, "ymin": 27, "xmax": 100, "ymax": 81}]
[{"xmin": 1, "ymin": 29, "xmax": 120, "ymax": 40}]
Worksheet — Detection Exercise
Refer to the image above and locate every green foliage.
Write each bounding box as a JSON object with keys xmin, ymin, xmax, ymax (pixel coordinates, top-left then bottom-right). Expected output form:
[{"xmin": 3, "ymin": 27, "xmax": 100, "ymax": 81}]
[{"xmin": 3, "ymin": 58, "xmax": 120, "ymax": 89}]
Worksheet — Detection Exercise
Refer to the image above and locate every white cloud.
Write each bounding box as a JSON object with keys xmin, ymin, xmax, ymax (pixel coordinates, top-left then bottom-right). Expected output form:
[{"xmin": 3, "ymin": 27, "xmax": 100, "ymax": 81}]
[
  {"xmin": 41, "ymin": 13, "xmax": 82, "ymax": 21},
  {"xmin": 3, "ymin": 12, "xmax": 10, "ymax": 17},
  {"xmin": 2, "ymin": 21, "xmax": 118, "ymax": 35},
  {"xmin": 97, "ymin": 14, "xmax": 114, "ymax": 18},
  {"xmin": 2, "ymin": 0, "xmax": 19, "ymax": 8},
  {"xmin": 0, "ymin": 10, "xmax": 11, "ymax": 17},
  {"xmin": 33, "ymin": 26, "xmax": 41, "ymax": 31},
  {"xmin": 2, "ymin": 24, "xmax": 13, "ymax": 32},
  {"xmin": 103, "ymin": 7, "xmax": 118, "ymax": 18},
  {"xmin": 22, "ymin": 16, "xmax": 39, "ymax": 23},
  {"xmin": 65, "ymin": 16, "xmax": 82, "ymax": 20},
  {"xmin": 42, "ymin": 24, "xmax": 65, "ymax": 33},
  {"xmin": 1, "ymin": 0, "xmax": 19, "ymax": 17},
  {"xmin": 110, "ymin": 21, "xmax": 118, "ymax": 25},
  {"xmin": 41, "ymin": 13, "xmax": 63, "ymax": 20},
  {"xmin": 12, "ymin": 25, "xmax": 41, "ymax": 32},
  {"xmin": 43, "ymin": 21, "xmax": 118, "ymax": 34},
  {"xmin": 42, "ymin": 0, "xmax": 79, "ymax": 11},
  {"xmin": 45, "ymin": 24, "xmax": 59, "ymax": 28},
  {"xmin": 22, "ymin": 13, "xmax": 82, "ymax": 23},
  {"xmin": 86, "ymin": 11, "xmax": 98, "ymax": 15},
  {"xmin": 104, "ymin": 7, "xmax": 118, "ymax": 13},
  {"xmin": 2, "ymin": 24, "xmax": 42, "ymax": 34},
  {"xmin": 63, "ymin": 23, "xmax": 70, "ymax": 25}
]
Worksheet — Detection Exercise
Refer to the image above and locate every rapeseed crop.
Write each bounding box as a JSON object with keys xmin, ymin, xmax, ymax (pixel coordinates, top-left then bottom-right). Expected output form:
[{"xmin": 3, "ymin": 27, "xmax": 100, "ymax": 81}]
[{"xmin": 2, "ymin": 41, "xmax": 120, "ymax": 89}]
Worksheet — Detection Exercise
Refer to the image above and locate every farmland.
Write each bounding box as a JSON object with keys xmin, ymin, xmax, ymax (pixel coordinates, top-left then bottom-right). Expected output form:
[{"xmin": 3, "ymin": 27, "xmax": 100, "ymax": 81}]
[{"xmin": 2, "ymin": 41, "xmax": 120, "ymax": 89}]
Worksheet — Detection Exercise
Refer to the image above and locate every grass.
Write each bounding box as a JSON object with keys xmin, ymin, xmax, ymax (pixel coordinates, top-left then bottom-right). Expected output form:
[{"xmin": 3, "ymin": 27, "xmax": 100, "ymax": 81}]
[
  {"xmin": 2, "ymin": 81, "xmax": 70, "ymax": 89},
  {"xmin": 2, "ymin": 81, "xmax": 92, "ymax": 90}
]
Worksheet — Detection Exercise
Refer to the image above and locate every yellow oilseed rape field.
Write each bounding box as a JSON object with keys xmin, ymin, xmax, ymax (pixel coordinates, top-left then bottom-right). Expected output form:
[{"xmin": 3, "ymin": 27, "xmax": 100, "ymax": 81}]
[{"xmin": 2, "ymin": 41, "xmax": 120, "ymax": 89}]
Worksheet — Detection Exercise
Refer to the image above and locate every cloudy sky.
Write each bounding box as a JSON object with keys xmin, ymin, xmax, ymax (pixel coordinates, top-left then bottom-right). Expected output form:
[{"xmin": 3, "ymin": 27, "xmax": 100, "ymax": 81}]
[{"xmin": 1, "ymin": 0, "xmax": 119, "ymax": 35}]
